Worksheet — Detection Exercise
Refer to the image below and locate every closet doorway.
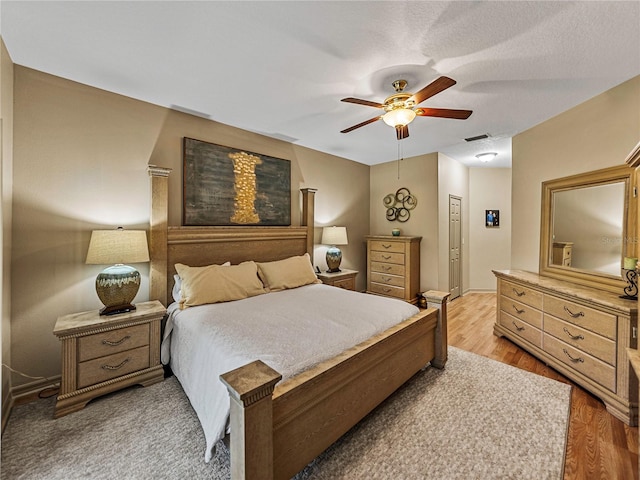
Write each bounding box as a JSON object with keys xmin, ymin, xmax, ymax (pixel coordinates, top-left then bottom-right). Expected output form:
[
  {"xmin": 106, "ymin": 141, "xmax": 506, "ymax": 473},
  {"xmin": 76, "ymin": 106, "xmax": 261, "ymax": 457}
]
[{"xmin": 449, "ymin": 195, "xmax": 462, "ymax": 300}]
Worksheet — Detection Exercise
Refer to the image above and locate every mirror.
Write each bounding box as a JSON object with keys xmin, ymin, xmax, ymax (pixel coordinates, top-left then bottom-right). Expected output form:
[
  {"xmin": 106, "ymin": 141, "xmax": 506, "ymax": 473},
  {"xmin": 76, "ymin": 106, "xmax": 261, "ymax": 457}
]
[{"xmin": 540, "ymin": 164, "xmax": 637, "ymax": 294}]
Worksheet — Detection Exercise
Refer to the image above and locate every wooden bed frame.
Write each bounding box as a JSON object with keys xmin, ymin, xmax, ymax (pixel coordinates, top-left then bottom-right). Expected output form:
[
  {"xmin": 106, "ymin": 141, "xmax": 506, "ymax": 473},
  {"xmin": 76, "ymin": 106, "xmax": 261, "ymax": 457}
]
[{"xmin": 148, "ymin": 166, "xmax": 449, "ymax": 479}]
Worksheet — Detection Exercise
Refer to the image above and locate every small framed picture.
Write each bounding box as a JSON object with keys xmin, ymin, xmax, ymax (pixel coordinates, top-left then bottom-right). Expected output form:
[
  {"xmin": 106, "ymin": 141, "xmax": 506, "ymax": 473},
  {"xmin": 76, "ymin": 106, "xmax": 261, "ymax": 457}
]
[{"xmin": 485, "ymin": 210, "xmax": 500, "ymax": 227}]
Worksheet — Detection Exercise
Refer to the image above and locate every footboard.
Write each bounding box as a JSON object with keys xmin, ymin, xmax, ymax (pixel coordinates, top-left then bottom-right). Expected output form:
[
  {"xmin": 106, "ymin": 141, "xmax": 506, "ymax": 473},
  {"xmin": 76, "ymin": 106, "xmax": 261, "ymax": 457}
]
[{"xmin": 221, "ymin": 291, "xmax": 449, "ymax": 480}]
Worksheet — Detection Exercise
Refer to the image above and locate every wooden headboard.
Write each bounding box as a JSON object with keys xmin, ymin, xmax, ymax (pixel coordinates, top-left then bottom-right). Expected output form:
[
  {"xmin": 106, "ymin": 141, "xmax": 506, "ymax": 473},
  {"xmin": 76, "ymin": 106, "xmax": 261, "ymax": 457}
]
[{"xmin": 148, "ymin": 165, "xmax": 316, "ymax": 306}]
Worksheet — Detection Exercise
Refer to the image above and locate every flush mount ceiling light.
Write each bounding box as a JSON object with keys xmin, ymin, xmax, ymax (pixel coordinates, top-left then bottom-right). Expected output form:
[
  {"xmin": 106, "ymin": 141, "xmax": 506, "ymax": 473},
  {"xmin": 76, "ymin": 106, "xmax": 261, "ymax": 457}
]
[{"xmin": 476, "ymin": 152, "xmax": 498, "ymax": 162}]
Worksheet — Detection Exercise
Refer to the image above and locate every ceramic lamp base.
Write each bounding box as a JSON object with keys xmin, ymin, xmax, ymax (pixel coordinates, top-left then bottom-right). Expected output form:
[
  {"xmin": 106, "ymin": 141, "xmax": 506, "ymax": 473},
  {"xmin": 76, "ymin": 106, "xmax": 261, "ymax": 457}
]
[
  {"xmin": 326, "ymin": 246, "xmax": 343, "ymax": 273},
  {"xmin": 96, "ymin": 264, "xmax": 141, "ymax": 316}
]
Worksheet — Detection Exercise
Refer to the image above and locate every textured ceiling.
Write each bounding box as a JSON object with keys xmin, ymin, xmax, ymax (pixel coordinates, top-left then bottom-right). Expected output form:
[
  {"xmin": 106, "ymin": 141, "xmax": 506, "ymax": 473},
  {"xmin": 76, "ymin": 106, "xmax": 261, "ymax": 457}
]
[{"xmin": 2, "ymin": 1, "xmax": 639, "ymax": 168}]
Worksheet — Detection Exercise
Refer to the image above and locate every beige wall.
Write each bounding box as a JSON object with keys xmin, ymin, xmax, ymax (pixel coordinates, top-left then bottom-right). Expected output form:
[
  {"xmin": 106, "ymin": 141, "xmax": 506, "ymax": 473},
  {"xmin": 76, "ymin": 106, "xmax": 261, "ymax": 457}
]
[
  {"xmin": 469, "ymin": 168, "xmax": 512, "ymax": 291},
  {"xmin": 437, "ymin": 153, "xmax": 470, "ymax": 294},
  {"xmin": 11, "ymin": 66, "xmax": 370, "ymax": 388},
  {"xmin": 512, "ymin": 75, "xmax": 640, "ymax": 272},
  {"xmin": 1, "ymin": 37, "xmax": 14, "ymax": 422},
  {"xmin": 370, "ymin": 154, "xmax": 439, "ymax": 291}
]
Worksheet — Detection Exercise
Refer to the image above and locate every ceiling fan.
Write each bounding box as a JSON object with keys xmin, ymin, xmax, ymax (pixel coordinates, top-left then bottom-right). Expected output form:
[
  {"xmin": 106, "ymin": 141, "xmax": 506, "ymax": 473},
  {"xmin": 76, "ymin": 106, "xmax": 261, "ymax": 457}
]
[{"xmin": 340, "ymin": 76, "xmax": 472, "ymax": 140}]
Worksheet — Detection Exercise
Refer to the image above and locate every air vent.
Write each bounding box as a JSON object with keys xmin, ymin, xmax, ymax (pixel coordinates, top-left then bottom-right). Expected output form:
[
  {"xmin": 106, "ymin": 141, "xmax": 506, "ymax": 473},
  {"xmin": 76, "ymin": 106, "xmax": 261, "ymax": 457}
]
[{"xmin": 465, "ymin": 134, "xmax": 490, "ymax": 142}]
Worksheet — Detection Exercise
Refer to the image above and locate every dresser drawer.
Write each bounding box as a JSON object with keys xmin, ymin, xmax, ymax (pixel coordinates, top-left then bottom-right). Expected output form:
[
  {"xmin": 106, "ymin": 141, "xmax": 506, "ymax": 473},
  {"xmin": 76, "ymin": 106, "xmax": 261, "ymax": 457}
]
[
  {"xmin": 544, "ymin": 314, "xmax": 616, "ymax": 366},
  {"xmin": 370, "ymin": 251, "xmax": 405, "ymax": 265},
  {"xmin": 78, "ymin": 323, "xmax": 150, "ymax": 362},
  {"xmin": 370, "ymin": 272, "xmax": 405, "ymax": 287},
  {"xmin": 369, "ymin": 240, "xmax": 405, "ymax": 254},
  {"xmin": 500, "ymin": 280, "xmax": 543, "ymax": 310},
  {"xmin": 499, "ymin": 296, "xmax": 543, "ymax": 329},
  {"xmin": 77, "ymin": 345, "xmax": 150, "ymax": 389},
  {"xmin": 543, "ymin": 333, "xmax": 616, "ymax": 392},
  {"xmin": 369, "ymin": 282, "xmax": 405, "ymax": 299},
  {"xmin": 543, "ymin": 295, "xmax": 616, "ymax": 340},
  {"xmin": 500, "ymin": 311, "xmax": 543, "ymax": 348},
  {"xmin": 370, "ymin": 261, "xmax": 405, "ymax": 276}
]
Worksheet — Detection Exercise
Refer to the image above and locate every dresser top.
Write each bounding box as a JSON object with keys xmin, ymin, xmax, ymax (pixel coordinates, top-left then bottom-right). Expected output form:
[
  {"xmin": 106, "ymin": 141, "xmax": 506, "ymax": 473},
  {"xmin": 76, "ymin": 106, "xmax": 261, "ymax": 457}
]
[
  {"xmin": 493, "ymin": 269, "xmax": 637, "ymax": 314},
  {"xmin": 365, "ymin": 235, "xmax": 422, "ymax": 241}
]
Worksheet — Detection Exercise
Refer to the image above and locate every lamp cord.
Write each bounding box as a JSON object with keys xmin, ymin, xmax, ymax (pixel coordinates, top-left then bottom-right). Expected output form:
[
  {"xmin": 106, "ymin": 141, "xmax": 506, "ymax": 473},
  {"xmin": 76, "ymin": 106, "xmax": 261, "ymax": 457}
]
[{"xmin": 2, "ymin": 363, "xmax": 60, "ymax": 399}]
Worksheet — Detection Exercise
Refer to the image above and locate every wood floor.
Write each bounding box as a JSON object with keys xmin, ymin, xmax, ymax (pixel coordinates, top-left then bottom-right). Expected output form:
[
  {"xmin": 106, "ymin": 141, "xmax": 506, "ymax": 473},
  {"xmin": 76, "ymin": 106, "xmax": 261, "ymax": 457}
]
[{"xmin": 448, "ymin": 292, "xmax": 638, "ymax": 480}]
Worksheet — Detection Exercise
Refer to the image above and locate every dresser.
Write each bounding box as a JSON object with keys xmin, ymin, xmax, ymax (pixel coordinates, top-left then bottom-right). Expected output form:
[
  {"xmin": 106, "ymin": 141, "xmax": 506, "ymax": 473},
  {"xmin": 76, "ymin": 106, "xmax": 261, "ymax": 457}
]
[
  {"xmin": 552, "ymin": 241, "xmax": 573, "ymax": 267},
  {"xmin": 53, "ymin": 300, "xmax": 166, "ymax": 417},
  {"xmin": 365, "ymin": 235, "xmax": 421, "ymax": 304},
  {"xmin": 494, "ymin": 270, "xmax": 638, "ymax": 425}
]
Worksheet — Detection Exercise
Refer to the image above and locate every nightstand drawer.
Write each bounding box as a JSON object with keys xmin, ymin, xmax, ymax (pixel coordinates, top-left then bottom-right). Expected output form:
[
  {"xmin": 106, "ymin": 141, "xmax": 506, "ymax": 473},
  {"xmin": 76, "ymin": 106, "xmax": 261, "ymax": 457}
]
[
  {"xmin": 78, "ymin": 323, "xmax": 150, "ymax": 362},
  {"xmin": 77, "ymin": 345, "xmax": 150, "ymax": 389},
  {"xmin": 370, "ymin": 261, "xmax": 405, "ymax": 276},
  {"xmin": 369, "ymin": 240, "xmax": 405, "ymax": 254},
  {"xmin": 333, "ymin": 277, "xmax": 355, "ymax": 290},
  {"xmin": 370, "ymin": 251, "xmax": 405, "ymax": 265}
]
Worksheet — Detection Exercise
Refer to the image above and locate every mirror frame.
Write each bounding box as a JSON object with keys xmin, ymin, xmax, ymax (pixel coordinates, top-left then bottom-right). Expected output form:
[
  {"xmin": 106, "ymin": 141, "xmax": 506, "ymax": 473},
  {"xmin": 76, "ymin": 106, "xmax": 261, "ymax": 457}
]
[{"xmin": 540, "ymin": 164, "xmax": 637, "ymax": 294}]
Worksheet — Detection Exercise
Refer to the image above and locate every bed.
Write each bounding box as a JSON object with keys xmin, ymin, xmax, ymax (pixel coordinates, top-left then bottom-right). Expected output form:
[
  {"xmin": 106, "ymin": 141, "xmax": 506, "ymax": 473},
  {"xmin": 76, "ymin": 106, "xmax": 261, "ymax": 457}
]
[{"xmin": 148, "ymin": 166, "xmax": 449, "ymax": 479}]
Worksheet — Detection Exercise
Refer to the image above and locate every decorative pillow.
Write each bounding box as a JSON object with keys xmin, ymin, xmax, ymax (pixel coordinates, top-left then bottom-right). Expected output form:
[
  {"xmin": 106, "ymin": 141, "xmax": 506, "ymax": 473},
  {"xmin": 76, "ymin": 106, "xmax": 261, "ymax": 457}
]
[
  {"xmin": 172, "ymin": 262, "xmax": 231, "ymax": 303},
  {"xmin": 174, "ymin": 261, "xmax": 265, "ymax": 308},
  {"xmin": 257, "ymin": 253, "xmax": 321, "ymax": 292}
]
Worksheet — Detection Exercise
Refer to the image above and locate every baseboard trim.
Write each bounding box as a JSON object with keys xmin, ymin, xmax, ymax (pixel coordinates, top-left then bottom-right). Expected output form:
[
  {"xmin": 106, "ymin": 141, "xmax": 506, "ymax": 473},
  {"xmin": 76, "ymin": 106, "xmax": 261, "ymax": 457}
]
[
  {"xmin": 11, "ymin": 375, "xmax": 60, "ymax": 407},
  {"xmin": 464, "ymin": 288, "xmax": 497, "ymax": 294},
  {"xmin": 2, "ymin": 387, "xmax": 14, "ymax": 434}
]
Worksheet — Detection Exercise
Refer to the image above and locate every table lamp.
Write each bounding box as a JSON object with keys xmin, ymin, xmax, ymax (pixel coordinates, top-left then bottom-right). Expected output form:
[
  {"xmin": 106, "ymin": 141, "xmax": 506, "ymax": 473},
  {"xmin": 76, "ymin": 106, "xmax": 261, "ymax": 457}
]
[
  {"xmin": 321, "ymin": 226, "xmax": 348, "ymax": 273},
  {"xmin": 85, "ymin": 227, "xmax": 150, "ymax": 315},
  {"xmin": 621, "ymin": 256, "xmax": 638, "ymax": 300}
]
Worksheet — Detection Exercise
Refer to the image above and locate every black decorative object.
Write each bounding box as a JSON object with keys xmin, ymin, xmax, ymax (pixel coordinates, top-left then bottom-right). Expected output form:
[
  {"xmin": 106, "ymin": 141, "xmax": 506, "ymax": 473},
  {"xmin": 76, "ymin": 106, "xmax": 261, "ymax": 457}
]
[
  {"xmin": 384, "ymin": 188, "xmax": 417, "ymax": 222},
  {"xmin": 621, "ymin": 268, "xmax": 638, "ymax": 300}
]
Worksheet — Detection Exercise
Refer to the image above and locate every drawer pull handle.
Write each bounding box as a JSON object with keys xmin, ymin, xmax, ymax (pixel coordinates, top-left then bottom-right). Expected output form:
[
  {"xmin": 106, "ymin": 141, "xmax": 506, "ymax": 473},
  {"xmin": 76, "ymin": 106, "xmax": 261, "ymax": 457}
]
[
  {"xmin": 563, "ymin": 306, "xmax": 584, "ymax": 318},
  {"xmin": 512, "ymin": 288, "xmax": 525, "ymax": 297},
  {"xmin": 562, "ymin": 349, "xmax": 584, "ymax": 363},
  {"xmin": 382, "ymin": 276, "xmax": 392, "ymax": 283},
  {"xmin": 383, "ymin": 288, "xmax": 392, "ymax": 293},
  {"xmin": 382, "ymin": 255, "xmax": 392, "ymax": 260},
  {"xmin": 382, "ymin": 244, "xmax": 392, "ymax": 249},
  {"xmin": 512, "ymin": 304, "xmax": 525, "ymax": 315},
  {"xmin": 512, "ymin": 321, "xmax": 525, "ymax": 332},
  {"xmin": 101, "ymin": 358, "xmax": 130, "ymax": 371},
  {"xmin": 102, "ymin": 335, "xmax": 131, "ymax": 347},
  {"xmin": 381, "ymin": 266, "xmax": 392, "ymax": 271},
  {"xmin": 563, "ymin": 327, "xmax": 584, "ymax": 341}
]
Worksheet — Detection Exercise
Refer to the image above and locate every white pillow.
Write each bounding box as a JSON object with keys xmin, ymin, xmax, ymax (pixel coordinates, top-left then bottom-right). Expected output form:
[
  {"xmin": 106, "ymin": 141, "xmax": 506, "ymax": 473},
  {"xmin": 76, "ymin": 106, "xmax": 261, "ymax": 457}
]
[{"xmin": 172, "ymin": 262, "xmax": 230, "ymax": 303}]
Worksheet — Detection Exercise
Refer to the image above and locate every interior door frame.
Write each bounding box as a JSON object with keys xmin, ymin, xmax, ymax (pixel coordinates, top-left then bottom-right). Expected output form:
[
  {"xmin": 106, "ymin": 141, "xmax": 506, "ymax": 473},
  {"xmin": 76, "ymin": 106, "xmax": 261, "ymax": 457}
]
[{"xmin": 449, "ymin": 195, "xmax": 462, "ymax": 300}]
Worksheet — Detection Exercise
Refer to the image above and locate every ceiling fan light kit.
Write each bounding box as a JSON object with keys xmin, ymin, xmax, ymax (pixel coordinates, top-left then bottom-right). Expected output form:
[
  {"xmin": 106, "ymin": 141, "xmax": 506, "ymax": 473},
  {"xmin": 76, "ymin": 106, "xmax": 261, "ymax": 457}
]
[{"xmin": 341, "ymin": 76, "xmax": 472, "ymax": 140}]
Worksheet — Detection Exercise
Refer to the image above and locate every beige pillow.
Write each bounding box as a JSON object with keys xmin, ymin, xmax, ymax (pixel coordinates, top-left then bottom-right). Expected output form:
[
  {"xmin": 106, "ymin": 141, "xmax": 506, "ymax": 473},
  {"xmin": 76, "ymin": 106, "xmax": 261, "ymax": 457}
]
[
  {"xmin": 175, "ymin": 261, "xmax": 266, "ymax": 308},
  {"xmin": 257, "ymin": 253, "xmax": 321, "ymax": 292}
]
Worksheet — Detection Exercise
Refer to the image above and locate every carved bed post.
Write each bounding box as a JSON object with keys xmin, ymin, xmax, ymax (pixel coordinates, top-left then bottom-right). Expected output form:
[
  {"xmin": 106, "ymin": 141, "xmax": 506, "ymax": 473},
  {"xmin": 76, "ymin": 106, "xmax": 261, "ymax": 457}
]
[
  {"xmin": 424, "ymin": 290, "xmax": 450, "ymax": 368},
  {"xmin": 300, "ymin": 188, "xmax": 317, "ymax": 263},
  {"xmin": 220, "ymin": 360, "xmax": 283, "ymax": 480},
  {"xmin": 148, "ymin": 165, "xmax": 172, "ymax": 306}
]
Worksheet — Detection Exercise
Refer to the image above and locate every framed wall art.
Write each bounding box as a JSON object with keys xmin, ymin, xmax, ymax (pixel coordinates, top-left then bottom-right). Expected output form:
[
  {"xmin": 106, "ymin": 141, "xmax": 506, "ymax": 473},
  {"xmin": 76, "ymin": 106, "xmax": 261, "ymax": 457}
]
[
  {"xmin": 183, "ymin": 137, "xmax": 291, "ymax": 226},
  {"xmin": 485, "ymin": 210, "xmax": 500, "ymax": 227}
]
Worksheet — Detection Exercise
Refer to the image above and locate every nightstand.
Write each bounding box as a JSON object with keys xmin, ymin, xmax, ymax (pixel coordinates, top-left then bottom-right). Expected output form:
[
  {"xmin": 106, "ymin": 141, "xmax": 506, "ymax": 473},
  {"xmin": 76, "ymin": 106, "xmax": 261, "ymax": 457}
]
[
  {"xmin": 317, "ymin": 269, "xmax": 358, "ymax": 291},
  {"xmin": 53, "ymin": 300, "xmax": 166, "ymax": 418}
]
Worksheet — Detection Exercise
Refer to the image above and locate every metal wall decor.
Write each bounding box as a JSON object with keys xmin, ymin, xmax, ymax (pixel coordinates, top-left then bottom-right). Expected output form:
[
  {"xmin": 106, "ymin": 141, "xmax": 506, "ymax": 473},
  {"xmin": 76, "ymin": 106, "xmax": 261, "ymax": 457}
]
[{"xmin": 384, "ymin": 188, "xmax": 417, "ymax": 222}]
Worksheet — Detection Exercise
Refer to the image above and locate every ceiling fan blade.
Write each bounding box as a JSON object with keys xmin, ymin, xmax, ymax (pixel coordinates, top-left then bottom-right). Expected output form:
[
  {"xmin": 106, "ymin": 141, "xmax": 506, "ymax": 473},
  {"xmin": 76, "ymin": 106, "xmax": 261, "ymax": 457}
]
[
  {"xmin": 409, "ymin": 76, "xmax": 457, "ymax": 105},
  {"xmin": 340, "ymin": 115, "xmax": 382, "ymax": 133},
  {"xmin": 341, "ymin": 97, "xmax": 385, "ymax": 109},
  {"xmin": 415, "ymin": 107, "xmax": 473, "ymax": 119},
  {"xmin": 396, "ymin": 125, "xmax": 409, "ymax": 140}
]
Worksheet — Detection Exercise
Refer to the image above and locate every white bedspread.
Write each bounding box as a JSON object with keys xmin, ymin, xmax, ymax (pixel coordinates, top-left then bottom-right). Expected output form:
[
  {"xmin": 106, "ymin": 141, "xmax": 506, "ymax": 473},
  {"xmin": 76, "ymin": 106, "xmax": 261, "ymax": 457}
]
[{"xmin": 161, "ymin": 283, "xmax": 419, "ymax": 462}]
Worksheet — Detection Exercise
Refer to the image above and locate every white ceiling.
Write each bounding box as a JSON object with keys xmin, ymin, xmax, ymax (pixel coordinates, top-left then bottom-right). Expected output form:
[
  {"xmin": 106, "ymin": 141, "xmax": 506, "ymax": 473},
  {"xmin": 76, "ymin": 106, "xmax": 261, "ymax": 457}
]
[{"xmin": 2, "ymin": 1, "xmax": 639, "ymax": 168}]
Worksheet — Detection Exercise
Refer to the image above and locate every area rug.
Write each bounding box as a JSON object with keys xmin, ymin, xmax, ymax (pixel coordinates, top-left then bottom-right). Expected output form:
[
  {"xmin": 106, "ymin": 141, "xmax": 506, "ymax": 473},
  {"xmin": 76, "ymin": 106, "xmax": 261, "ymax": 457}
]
[{"xmin": 1, "ymin": 347, "xmax": 570, "ymax": 479}]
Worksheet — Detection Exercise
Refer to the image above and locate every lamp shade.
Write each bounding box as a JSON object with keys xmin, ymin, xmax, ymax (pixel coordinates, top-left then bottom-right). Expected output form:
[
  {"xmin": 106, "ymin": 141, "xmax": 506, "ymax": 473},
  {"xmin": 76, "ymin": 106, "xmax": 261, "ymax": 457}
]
[
  {"xmin": 86, "ymin": 228, "xmax": 149, "ymax": 316},
  {"xmin": 382, "ymin": 108, "xmax": 416, "ymax": 127},
  {"xmin": 321, "ymin": 226, "xmax": 348, "ymax": 246},
  {"xmin": 86, "ymin": 229, "xmax": 150, "ymax": 265}
]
